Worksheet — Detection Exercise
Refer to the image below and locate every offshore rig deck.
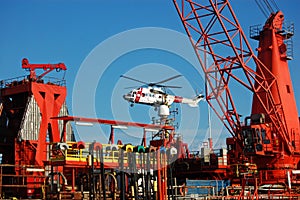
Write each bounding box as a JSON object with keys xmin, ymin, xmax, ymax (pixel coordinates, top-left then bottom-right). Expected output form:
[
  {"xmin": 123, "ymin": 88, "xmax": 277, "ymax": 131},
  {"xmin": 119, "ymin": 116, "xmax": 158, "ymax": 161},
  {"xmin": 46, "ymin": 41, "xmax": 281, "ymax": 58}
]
[
  {"xmin": 1, "ymin": 0, "xmax": 300, "ymax": 199},
  {"xmin": 0, "ymin": 71, "xmax": 299, "ymax": 199}
]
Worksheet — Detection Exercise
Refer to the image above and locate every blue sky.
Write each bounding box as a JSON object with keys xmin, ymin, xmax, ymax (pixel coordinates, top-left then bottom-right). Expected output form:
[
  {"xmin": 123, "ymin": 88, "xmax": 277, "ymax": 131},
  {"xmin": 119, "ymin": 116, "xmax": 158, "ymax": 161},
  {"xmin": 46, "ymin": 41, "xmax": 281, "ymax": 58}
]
[{"xmin": 1, "ymin": 1, "xmax": 299, "ymax": 149}]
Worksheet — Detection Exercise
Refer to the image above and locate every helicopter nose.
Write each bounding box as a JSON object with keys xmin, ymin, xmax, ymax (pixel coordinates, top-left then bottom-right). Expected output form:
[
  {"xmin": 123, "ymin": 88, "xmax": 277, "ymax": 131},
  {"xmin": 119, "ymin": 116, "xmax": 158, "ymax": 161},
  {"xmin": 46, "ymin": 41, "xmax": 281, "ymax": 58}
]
[{"xmin": 123, "ymin": 94, "xmax": 133, "ymax": 102}]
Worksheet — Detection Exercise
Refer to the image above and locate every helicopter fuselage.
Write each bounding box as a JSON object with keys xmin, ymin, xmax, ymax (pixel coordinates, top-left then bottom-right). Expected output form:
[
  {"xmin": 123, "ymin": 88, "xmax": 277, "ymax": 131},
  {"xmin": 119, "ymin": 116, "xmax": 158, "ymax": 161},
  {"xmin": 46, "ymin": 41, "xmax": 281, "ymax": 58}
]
[{"xmin": 123, "ymin": 86, "xmax": 204, "ymax": 107}]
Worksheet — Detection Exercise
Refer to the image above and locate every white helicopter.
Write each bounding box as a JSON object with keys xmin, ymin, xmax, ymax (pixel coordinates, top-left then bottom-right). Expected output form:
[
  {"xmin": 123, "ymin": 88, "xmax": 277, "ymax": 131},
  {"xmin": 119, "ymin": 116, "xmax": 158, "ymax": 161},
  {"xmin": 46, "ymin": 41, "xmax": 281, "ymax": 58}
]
[{"xmin": 121, "ymin": 75, "xmax": 204, "ymax": 108}]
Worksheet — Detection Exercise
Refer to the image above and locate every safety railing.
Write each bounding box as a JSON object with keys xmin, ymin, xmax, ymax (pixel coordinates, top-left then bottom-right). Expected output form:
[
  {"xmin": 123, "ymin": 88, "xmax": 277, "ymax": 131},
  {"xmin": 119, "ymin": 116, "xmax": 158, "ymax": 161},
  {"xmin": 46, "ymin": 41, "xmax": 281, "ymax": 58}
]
[
  {"xmin": 0, "ymin": 75, "xmax": 66, "ymax": 89},
  {"xmin": 0, "ymin": 164, "xmax": 45, "ymax": 199},
  {"xmin": 49, "ymin": 141, "xmax": 176, "ymax": 169}
]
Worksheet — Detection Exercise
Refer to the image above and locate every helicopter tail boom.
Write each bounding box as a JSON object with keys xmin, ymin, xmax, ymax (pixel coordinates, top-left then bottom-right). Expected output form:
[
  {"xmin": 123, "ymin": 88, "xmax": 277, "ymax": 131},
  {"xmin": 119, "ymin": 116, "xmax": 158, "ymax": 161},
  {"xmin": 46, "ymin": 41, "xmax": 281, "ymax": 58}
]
[{"xmin": 173, "ymin": 94, "xmax": 204, "ymax": 107}]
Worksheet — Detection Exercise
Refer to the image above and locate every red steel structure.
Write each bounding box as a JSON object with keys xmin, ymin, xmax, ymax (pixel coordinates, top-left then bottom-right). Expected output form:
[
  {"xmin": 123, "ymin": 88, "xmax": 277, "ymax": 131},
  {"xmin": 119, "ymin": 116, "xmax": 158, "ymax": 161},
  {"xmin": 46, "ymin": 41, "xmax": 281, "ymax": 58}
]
[
  {"xmin": 173, "ymin": 0, "xmax": 300, "ymax": 185},
  {"xmin": 53, "ymin": 115, "xmax": 174, "ymax": 143},
  {"xmin": 22, "ymin": 58, "xmax": 67, "ymax": 81},
  {"xmin": 0, "ymin": 58, "xmax": 71, "ymax": 197}
]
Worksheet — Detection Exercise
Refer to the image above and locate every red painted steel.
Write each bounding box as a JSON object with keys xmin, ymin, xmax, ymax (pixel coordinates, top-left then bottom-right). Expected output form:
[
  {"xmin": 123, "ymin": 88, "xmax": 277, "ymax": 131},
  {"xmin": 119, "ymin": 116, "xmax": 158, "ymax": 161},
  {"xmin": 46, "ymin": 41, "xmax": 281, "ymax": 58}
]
[
  {"xmin": 252, "ymin": 11, "xmax": 300, "ymax": 154},
  {"xmin": 22, "ymin": 58, "xmax": 66, "ymax": 80},
  {"xmin": 32, "ymin": 82, "xmax": 66, "ymax": 166},
  {"xmin": 172, "ymin": 0, "xmax": 285, "ymax": 138},
  {"xmin": 52, "ymin": 115, "xmax": 174, "ymax": 143},
  {"xmin": 173, "ymin": 0, "xmax": 300, "ymax": 185},
  {"xmin": 1, "ymin": 60, "xmax": 67, "ymax": 167},
  {"xmin": 0, "ymin": 58, "xmax": 68, "ymax": 198}
]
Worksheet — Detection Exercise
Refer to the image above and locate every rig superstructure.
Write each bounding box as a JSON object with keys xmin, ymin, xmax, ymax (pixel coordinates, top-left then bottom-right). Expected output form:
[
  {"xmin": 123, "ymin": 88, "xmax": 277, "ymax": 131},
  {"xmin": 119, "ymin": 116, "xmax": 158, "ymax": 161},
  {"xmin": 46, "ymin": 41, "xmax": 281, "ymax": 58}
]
[{"xmin": 0, "ymin": 0, "xmax": 299, "ymax": 199}]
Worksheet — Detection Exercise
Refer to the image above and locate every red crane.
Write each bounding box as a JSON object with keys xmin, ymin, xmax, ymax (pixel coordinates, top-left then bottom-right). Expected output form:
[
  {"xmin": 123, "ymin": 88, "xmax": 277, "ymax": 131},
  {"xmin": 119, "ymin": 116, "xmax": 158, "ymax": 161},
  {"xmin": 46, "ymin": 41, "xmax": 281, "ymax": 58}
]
[
  {"xmin": 22, "ymin": 58, "xmax": 67, "ymax": 81},
  {"xmin": 173, "ymin": 0, "xmax": 300, "ymax": 184}
]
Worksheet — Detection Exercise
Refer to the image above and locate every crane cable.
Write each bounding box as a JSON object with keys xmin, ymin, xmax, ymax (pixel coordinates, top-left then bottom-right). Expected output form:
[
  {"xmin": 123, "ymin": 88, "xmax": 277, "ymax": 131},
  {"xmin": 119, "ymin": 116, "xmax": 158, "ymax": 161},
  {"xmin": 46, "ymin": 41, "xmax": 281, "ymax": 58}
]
[
  {"xmin": 270, "ymin": 0, "xmax": 279, "ymax": 11},
  {"xmin": 255, "ymin": 0, "xmax": 280, "ymax": 18},
  {"xmin": 255, "ymin": 0, "xmax": 268, "ymax": 18},
  {"xmin": 263, "ymin": 0, "xmax": 275, "ymax": 13}
]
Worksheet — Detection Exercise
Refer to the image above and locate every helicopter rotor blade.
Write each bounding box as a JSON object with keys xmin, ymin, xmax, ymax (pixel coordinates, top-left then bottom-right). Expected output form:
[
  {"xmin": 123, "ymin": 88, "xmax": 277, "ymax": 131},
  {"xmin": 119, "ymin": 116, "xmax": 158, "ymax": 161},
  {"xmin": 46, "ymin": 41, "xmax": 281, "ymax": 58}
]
[
  {"xmin": 121, "ymin": 74, "xmax": 182, "ymax": 88},
  {"xmin": 153, "ymin": 74, "xmax": 182, "ymax": 85},
  {"xmin": 155, "ymin": 84, "xmax": 182, "ymax": 88},
  {"xmin": 120, "ymin": 75, "xmax": 148, "ymax": 85}
]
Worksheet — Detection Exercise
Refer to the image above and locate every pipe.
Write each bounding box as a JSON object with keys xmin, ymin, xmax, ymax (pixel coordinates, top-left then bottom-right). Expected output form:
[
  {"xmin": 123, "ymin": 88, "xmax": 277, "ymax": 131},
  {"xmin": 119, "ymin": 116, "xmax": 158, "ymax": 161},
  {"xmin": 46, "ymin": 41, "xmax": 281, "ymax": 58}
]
[
  {"xmin": 140, "ymin": 152, "xmax": 145, "ymax": 199},
  {"xmin": 287, "ymin": 170, "xmax": 291, "ymax": 192},
  {"xmin": 72, "ymin": 168, "xmax": 75, "ymax": 192},
  {"xmin": 167, "ymin": 151, "xmax": 175, "ymax": 200},
  {"xmin": 157, "ymin": 148, "xmax": 161, "ymax": 200},
  {"xmin": 120, "ymin": 149, "xmax": 125, "ymax": 200},
  {"xmin": 145, "ymin": 151, "xmax": 151, "ymax": 200},
  {"xmin": 100, "ymin": 147, "xmax": 106, "ymax": 200},
  {"xmin": 129, "ymin": 152, "xmax": 137, "ymax": 200},
  {"xmin": 152, "ymin": 149, "xmax": 157, "ymax": 200}
]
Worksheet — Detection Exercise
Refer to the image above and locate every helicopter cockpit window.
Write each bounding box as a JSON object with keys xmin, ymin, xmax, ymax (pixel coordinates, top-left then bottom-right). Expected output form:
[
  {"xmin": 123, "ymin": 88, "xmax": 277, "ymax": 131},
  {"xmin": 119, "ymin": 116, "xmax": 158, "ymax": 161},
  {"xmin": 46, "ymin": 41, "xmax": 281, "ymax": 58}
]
[{"xmin": 132, "ymin": 92, "xmax": 136, "ymax": 97}]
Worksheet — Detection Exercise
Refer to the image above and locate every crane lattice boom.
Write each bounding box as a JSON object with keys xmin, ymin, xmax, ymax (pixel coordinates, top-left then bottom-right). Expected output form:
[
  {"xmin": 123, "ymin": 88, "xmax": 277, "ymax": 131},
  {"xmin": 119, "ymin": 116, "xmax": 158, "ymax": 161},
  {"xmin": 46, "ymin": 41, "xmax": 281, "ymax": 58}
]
[{"xmin": 173, "ymin": 0, "xmax": 289, "ymax": 152}]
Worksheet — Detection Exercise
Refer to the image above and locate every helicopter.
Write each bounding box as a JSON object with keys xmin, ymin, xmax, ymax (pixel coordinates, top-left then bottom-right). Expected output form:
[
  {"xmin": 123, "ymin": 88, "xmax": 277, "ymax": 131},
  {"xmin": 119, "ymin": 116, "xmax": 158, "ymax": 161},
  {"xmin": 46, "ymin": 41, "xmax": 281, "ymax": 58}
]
[{"xmin": 121, "ymin": 75, "xmax": 205, "ymax": 108}]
